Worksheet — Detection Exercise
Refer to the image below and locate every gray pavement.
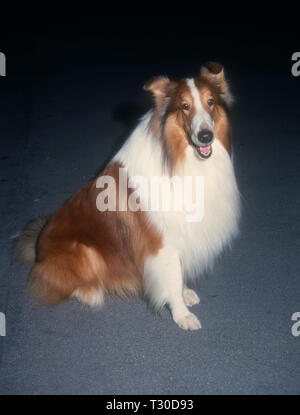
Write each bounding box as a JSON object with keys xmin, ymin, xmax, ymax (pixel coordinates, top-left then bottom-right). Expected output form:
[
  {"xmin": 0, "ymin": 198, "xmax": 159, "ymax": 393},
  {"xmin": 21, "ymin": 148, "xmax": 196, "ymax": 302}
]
[{"xmin": 0, "ymin": 20, "xmax": 299, "ymax": 394}]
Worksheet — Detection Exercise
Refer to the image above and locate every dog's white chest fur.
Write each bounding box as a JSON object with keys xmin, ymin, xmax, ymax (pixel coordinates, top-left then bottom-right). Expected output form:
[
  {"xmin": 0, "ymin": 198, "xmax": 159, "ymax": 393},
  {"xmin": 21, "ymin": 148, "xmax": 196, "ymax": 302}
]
[
  {"xmin": 161, "ymin": 141, "xmax": 240, "ymax": 278},
  {"xmin": 114, "ymin": 112, "xmax": 240, "ymax": 279}
]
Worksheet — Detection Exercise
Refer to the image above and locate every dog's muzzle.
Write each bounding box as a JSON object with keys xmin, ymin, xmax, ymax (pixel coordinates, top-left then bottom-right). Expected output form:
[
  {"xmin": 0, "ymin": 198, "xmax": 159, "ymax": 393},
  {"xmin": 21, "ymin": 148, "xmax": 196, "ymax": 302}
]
[{"xmin": 192, "ymin": 128, "xmax": 214, "ymax": 159}]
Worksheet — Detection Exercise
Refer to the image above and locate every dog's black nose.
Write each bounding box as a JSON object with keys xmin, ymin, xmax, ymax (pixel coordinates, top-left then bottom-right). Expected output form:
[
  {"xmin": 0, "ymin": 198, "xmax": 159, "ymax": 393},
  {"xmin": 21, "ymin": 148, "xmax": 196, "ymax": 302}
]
[{"xmin": 198, "ymin": 129, "xmax": 213, "ymax": 144}]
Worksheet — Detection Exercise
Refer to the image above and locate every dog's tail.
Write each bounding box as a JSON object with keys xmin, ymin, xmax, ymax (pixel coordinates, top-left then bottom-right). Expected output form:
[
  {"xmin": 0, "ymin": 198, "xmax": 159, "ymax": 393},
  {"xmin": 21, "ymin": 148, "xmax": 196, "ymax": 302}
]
[{"xmin": 13, "ymin": 216, "xmax": 50, "ymax": 263}]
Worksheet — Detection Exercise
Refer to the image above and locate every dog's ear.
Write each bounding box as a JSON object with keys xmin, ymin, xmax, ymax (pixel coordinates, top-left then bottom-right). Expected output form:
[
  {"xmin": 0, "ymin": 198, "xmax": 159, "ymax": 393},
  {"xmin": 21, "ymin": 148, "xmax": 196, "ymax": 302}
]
[
  {"xmin": 143, "ymin": 76, "xmax": 171, "ymax": 107},
  {"xmin": 201, "ymin": 62, "xmax": 233, "ymax": 107}
]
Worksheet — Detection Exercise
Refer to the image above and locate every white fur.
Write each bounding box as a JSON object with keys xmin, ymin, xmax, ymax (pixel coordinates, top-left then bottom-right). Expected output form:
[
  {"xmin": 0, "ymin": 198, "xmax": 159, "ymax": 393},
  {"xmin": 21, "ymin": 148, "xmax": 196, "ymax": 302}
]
[
  {"xmin": 72, "ymin": 287, "xmax": 104, "ymax": 307},
  {"xmin": 113, "ymin": 108, "xmax": 240, "ymax": 330},
  {"xmin": 183, "ymin": 288, "xmax": 200, "ymax": 307}
]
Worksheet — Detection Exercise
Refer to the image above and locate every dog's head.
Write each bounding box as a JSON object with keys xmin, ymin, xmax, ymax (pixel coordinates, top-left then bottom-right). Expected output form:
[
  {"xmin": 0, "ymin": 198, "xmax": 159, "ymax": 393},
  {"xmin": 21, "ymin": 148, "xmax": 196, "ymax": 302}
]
[{"xmin": 144, "ymin": 62, "xmax": 233, "ymax": 169}]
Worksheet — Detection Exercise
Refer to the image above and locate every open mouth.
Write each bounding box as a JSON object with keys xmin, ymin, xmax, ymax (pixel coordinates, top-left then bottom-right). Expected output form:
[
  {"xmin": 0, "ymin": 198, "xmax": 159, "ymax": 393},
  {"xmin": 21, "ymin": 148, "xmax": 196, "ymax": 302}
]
[{"xmin": 195, "ymin": 144, "xmax": 212, "ymax": 159}]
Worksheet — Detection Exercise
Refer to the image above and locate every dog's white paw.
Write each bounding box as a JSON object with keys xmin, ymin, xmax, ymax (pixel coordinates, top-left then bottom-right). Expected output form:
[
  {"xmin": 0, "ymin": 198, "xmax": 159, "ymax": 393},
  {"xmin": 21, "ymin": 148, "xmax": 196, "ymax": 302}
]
[
  {"xmin": 183, "ymin": 289, "xmax": 200, "ymax": 307},
  {"xmin": 175, "ymin": 312, "xmax": 202, "ymax": 330}
]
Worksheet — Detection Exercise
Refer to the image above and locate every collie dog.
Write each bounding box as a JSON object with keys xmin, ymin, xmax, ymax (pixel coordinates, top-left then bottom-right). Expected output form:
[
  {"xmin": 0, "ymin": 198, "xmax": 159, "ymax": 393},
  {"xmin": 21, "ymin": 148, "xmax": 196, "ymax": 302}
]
[{"xmin": 15, "ymin": 62, "xmax": 240, "ymax": 330}]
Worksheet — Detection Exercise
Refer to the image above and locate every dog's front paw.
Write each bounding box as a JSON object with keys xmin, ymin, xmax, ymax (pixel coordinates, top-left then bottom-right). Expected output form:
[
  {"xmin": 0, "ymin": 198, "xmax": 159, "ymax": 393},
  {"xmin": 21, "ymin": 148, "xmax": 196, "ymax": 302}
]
[
  {"xmin": 183, "ymin": 289, "xmax": 200, "ymax": 307},
  {"xmin": 174, "ymin": 312, "xmax": 202, "ymax": 330}
]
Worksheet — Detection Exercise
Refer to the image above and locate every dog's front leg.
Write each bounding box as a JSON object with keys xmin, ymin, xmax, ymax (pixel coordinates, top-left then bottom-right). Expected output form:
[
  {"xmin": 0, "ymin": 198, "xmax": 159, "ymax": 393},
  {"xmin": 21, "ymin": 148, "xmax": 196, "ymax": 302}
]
[
  {"xmin": 144, "ymin": 247, "xmax": 201, "ymax": 330},
  {"xmin": 183, "ymin": 286, "xmax": 200, "ymax": 307}
]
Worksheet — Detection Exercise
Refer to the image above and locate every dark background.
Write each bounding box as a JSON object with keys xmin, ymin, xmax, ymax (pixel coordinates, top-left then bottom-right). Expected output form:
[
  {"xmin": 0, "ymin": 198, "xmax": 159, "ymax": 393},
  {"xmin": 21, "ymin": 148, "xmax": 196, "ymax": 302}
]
[{"xmin": 0, "ymin": 15, "xmax": 299, "ymax": 394}]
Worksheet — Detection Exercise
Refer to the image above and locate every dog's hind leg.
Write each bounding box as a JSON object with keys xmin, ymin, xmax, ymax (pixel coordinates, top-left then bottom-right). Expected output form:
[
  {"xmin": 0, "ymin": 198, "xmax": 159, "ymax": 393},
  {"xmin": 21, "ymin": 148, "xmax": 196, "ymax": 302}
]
[
  {"xmin": 72, "ymin": 286, "xmax": 104, "ymax": 307},
  {"xmin": 28, "ymin": 244, "xmax": 106, "ymax": 306},
  {"xmin": 143, "ymin": 246, "xmax": 201, "ymax": 330}
]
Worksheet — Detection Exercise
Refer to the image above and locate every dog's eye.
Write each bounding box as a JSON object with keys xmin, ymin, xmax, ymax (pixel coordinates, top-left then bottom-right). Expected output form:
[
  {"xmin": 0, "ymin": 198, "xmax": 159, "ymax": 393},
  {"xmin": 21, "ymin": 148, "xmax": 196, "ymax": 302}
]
[
  {"xmin": 207, "ymin": 98, "xmax": 215, "ymax": 107},
  {"xmin": 181, "ymin": 103, "xmax": 190, "ymax": 111}
]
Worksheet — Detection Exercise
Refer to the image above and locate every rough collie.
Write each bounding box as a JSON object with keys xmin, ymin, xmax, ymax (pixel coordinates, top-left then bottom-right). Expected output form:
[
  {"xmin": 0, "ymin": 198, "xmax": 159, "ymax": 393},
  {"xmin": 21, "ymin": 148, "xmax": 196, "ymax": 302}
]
[{"xmin": 15, "ymin": 62, "xmax": 240, "ymax": 330}]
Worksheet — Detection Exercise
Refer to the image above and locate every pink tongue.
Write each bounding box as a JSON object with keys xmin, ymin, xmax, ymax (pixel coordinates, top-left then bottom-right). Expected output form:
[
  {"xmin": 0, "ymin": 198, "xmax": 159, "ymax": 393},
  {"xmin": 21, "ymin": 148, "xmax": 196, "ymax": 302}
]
[{"xmin": 200, "ymin": 145, "xmax": 210, "ymax": 155}]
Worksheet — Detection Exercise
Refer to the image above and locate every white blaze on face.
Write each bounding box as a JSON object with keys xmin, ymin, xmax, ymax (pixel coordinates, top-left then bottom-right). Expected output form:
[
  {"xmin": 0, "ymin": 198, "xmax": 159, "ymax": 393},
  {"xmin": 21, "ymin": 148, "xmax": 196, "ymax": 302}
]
[{"xmin": 186, "ymin": 78, "xmax": 214, "ymax": 144}]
